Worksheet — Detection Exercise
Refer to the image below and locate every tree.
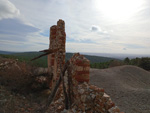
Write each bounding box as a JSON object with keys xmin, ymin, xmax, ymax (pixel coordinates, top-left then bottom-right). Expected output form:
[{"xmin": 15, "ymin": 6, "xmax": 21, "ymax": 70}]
[
  {"xmin": 139, "ymin": 57, "xmax": 150, "ymax": 71},
  {"xmin": 124, "ymin": 57, "xmax": 130, "ymax": 64}
]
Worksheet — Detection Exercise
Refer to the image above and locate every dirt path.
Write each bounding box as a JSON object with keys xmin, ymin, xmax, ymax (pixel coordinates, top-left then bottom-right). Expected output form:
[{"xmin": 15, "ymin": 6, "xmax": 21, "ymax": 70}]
[{"xmin": 90, "ymin": 65, "xmax": 150, "ymax": 113}]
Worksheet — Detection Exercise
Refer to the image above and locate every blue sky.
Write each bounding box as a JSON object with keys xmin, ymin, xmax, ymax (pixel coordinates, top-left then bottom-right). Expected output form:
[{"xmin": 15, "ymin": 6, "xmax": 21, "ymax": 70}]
[{"xmin": 0, "ymin": 0, "xmax": 150, "ymax": 54}]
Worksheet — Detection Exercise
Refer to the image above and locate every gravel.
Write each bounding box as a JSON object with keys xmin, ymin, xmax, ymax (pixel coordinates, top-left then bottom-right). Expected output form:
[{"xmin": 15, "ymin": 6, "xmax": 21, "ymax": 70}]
[{"xmin": 90, "ymin": 65, "xmax": 150, "ymax": 113}]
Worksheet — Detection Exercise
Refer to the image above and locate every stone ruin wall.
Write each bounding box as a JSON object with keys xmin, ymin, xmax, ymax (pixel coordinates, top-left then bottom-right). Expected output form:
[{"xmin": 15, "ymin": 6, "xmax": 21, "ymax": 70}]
[
  {"xmin": 47, "ymin": 19, "xmax": 123, "ymax": 113},
  {"xmin": 48, "ymin": 19, "xmax": 66, "ymax": 89},
  {"xmin": 48, "ymin": 20, "xmax": 90, "ymax": 88},
  {"xmin": 69, "ymin": 53, "xmax": 90, "ymax": 83}
]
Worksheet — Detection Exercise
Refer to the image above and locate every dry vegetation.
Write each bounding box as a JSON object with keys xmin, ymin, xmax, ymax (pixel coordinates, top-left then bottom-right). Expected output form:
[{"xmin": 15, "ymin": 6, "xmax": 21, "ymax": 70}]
[
  {"xmin": 0, "ymin": 57, "xmax": 51, "ymax": 113},
  {"xmin": 0, "ymin": 59, "xmax": 34, "ymax": 93}
]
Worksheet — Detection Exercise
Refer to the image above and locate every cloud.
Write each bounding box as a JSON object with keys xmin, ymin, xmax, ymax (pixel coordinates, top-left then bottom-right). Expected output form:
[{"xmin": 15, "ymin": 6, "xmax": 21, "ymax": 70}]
[
  {"xmin": 91, "ymin": 25, "xmax": 108, "ymax": 35},
  {"xmin": 0, "ymin": 31, "xmax": 49, "ymax": 52},
  {"xmin": 66, "ymin": 41, "xmax": 125, "ymax": 53},
  {"xmin": 0, "ymin": 0, "xmax": 150, "ymax": 54},
  {"xmin": 0, "ymin": 18, "xmax": 39, "ymax": 41},
  {"xmin": 123, "ymin": 44, "xmax": 146, "ymax": 49},
  {"xmin": 123, "ymin": 48, "xmax": 127, "ymax": 50},
  {"xmin": 0, "ymin": 39, "xmax": 48, "ymax": 52},
  {"xmin": 0, "ymin": 0, "xmax": 20, "ymax": 20},
  {"xmin": 91, "ymin": 25, "xmax": 101, "ymax": 32}
]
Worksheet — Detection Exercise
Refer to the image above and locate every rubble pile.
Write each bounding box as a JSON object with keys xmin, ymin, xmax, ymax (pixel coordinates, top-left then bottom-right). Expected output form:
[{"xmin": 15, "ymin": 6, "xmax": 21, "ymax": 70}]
[
  {"xmin": 0, "ymin": 59, "xmax": 19, "ymax": 70},
  {"xmin": 47, "ymin": 53, "xmax": 123, "ymax": 113},
  {"xmin": 49, "ymin": 82, "xmax": 123, "ymax": 113},
  {"xmin": 69, "ymin": 82, "xmax": 123, "ymax": 113}
]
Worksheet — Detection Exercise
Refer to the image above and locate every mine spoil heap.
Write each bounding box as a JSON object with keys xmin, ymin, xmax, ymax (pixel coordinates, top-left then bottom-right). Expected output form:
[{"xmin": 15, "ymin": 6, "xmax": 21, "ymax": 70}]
[{"xmin": 44, "ymin": 19, "xmax": 124, "ymax": 113}]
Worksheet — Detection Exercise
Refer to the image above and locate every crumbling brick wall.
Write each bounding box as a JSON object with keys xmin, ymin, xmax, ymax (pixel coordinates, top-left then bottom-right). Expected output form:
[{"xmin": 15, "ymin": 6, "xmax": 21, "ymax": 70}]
[
  {"xmin": 48, "ymin": 19, "xmax": 66, "ymax": 89},
  {"xmin": 69, "ymin": 53, "xmax": 90, "ymax": 83},
  {"xmin": 49, "ymin": 82, "xmax": 123, "ymax": 113},
  {"xmin": 48, "ymin": 20, "xmax": 89, "ymax": 89}
]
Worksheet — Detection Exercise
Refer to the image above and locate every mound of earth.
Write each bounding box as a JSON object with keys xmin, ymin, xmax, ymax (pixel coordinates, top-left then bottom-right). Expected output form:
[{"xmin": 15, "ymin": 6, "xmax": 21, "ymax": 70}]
[{"xmin": 90, "ymin": 65, "xmax": 150, "ymax": 113}]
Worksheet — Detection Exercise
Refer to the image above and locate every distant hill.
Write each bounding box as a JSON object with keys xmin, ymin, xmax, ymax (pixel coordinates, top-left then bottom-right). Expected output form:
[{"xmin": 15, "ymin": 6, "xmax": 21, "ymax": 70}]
[
  {"xmin": 66, "ymin": 53, "xmax": 117, "ymax": 63},
  {"xmin": 0, "ymin": 51, "xmax": 117, "ymax": 67},
  {"xmin": 82, "ymin": 52, "xmax": 150, "ymax": 60},
  {"xmin": 0, "ymin": 50, "xmax": 16, "ymax": 54}
]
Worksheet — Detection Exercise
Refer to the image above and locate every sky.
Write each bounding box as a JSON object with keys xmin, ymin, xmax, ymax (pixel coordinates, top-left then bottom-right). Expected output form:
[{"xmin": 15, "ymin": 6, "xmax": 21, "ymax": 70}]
[{"xmin": 0, "ymin": 0, "xmax": 150, "ymax": 55}]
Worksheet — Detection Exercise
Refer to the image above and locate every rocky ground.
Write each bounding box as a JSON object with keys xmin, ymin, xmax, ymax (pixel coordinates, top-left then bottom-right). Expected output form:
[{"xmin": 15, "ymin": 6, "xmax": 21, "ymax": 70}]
[
  {"xmin": 0, "ymin": 57, "xmax": 150, "ymax": 113},
  {"xmin": 90, "ymin": 65, "xmax": 150, "ymax": 113},
  {"xmin": 0, "ymin": 57, "xmax": 51, "ymax": 113}
]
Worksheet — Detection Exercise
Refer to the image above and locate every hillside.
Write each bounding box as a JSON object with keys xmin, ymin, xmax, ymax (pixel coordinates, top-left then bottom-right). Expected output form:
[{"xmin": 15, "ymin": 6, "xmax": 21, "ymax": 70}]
[
  {"xmin": 0, "ymin": 50, "xmax": 16, "ymax": 54},
  {"xmin": 12, "ymin": 52, "xmax": 117, "ymax": 63},
  {"xmin": 0, "ymin": 51, "xmax": 117, "ymax": 67},
  {"xmin": 90, "ymin": 65, "xmax": 150, "ymax": 113}
]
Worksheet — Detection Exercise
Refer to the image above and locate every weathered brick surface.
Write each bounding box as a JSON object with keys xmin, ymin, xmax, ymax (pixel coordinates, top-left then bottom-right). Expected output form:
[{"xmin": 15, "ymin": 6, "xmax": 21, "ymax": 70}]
[
  {"xmin": 69, "ymin": 53, "xmax": 90, "ymax": 83},
  {"xmin": 48, "ymin": 19, "xmax": 66, "ymax": 89},
  {"xmin": 49, "ymin": 82, "xmax": 122, "ymax": 113}
]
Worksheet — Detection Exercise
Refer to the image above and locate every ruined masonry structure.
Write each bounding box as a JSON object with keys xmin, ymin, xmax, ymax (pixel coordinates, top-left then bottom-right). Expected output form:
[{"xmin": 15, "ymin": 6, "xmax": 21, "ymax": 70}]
[
  {"xmin": 48, "ymin": 19, "xmax": 66, "ymax": 89},
  {"xmin": 48, "ymin": 20, "xmax": 90, "ymax": 89},
  {"xmin": 69, "ymin": 53, "xmax": 90, "ymax": 83},
  {"xmin": 47, "ymin": 20, "xmax": 123, "ymax": 113}
]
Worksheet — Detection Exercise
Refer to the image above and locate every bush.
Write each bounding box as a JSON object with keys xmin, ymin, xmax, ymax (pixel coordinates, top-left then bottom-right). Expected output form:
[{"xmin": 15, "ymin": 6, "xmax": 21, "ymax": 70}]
[
  {"xmin": 139, "ymin": 57, "xmax": 150, "ymax": 71},
  {"xmin": 124, "ymin": 57, "xmax": 130, "ymax": 64},
  {"xmin": 108, "ymin": 60, "xmax": 123, "ymax": 68},
  {"xmin": 0, "ymin": 60, "xmax": 36, "ymax": 94}
]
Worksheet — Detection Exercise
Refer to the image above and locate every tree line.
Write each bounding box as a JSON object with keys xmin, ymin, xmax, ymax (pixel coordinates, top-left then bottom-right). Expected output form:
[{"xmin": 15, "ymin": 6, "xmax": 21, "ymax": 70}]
[{"xmin": 91, "ymin": 57, "xmax": 150, "ymax": 71}]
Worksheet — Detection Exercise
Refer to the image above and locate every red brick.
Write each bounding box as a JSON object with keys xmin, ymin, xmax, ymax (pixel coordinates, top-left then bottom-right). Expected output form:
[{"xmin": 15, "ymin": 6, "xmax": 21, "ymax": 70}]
[
  {"xmin": 76, "ymin": 71, "xmax": 89, "ymax": 75},
  {"xmin": 74, "ymin": 75, "xmax": 89, "ymax": 83}
]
